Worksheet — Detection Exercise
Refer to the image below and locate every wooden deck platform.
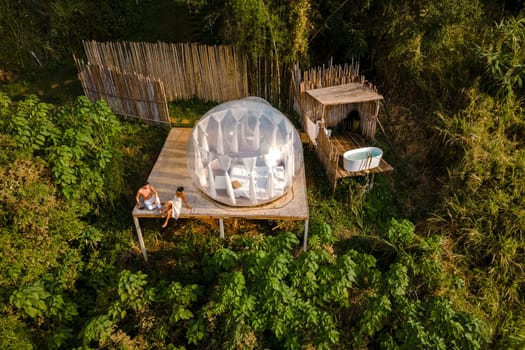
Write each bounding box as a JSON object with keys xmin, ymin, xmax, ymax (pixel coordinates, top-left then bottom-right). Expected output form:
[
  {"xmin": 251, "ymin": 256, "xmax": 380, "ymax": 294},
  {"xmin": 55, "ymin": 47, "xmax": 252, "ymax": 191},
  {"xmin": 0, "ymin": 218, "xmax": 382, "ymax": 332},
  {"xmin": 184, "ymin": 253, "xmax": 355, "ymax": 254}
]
[
  {"xmin": 330, "ymin": 131, "xmax": 393, "ymax": 180},
  {"xmin": 132, "ymin": 128, "xmax": 310, "ymax": 261}
]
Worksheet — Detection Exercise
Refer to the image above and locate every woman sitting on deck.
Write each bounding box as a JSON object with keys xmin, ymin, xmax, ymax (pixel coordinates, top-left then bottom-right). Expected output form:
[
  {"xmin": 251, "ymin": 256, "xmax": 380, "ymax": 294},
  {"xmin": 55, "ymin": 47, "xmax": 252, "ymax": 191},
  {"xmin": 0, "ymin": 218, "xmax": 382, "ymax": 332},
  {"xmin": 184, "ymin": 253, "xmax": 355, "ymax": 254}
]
[{"xmin": 162, "ymin": 187, "xmax": 192, "ymax": 228}]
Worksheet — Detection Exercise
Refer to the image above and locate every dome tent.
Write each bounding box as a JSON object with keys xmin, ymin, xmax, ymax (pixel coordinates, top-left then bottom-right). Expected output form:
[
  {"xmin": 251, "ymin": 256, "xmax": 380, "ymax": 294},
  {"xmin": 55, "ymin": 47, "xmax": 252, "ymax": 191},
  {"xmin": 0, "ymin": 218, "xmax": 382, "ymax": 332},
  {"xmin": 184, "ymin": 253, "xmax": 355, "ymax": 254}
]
[{"xmin": 187, "ymin": 97, "xmax": 304, "ymax": 206}]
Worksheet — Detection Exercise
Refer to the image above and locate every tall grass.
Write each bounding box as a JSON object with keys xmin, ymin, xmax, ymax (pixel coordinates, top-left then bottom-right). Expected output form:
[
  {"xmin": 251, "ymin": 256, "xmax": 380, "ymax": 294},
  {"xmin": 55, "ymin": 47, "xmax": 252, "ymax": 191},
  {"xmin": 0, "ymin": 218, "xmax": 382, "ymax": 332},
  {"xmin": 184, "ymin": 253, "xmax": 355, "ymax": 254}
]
[{"xmin": 432, "ymin": 88, "xmax": 525, "ymax": 346}]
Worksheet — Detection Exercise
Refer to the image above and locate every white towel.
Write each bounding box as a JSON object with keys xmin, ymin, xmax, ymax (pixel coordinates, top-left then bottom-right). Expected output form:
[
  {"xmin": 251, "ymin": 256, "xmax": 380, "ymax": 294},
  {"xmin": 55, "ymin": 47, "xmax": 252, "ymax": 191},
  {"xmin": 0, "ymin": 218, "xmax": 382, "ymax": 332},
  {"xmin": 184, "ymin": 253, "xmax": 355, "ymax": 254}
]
[
  {"xmin": 306, "ymin": 118, "xmax": 320, "ymax": 145},
  {"xmin": 170, "ymin": 197, "xmax": 182, "ymax": 220}
]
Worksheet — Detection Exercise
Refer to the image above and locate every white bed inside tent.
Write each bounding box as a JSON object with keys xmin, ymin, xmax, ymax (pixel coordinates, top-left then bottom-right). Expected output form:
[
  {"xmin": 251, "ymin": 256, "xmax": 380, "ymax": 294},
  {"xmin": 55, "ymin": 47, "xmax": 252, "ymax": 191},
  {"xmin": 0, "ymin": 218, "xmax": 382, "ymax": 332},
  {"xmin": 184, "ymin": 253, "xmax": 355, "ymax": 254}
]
[
  {"xmin": 189, "ymin": 97, "xmax": 300, "ymax": 207},
  {"xmin": 203, "ymin": 159, "xmax": 287, "ymax": 204}
]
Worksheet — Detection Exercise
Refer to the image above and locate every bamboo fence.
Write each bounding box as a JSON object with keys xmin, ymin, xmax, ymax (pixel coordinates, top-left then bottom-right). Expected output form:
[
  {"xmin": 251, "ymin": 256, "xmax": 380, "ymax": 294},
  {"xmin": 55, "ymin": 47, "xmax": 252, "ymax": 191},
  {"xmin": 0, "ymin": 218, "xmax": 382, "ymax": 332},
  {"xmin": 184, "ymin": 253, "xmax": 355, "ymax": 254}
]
[
  {"xmin": 82, "ymin": 41, "xmax": 249, "ymax": 102},
  {"xmin": 292, "ymin": 61, "xmax": 361, "ymax": 110},
  {"xmin": 248, "ymin": 57, "xmax": 291, "ymax": 110},
  {"xmin": 75, "ymin": 58, "xmax": 170, "ymax": 124}
]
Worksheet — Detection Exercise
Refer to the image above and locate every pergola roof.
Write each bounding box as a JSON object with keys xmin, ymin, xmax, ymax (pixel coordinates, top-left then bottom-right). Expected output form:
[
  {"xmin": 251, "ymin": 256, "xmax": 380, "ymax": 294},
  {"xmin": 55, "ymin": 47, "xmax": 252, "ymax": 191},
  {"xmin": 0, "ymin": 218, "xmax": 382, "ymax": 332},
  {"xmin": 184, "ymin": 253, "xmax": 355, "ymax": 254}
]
[{"xmin": 306, "ymin": 82, "xmax": 383, "ymax": 106}]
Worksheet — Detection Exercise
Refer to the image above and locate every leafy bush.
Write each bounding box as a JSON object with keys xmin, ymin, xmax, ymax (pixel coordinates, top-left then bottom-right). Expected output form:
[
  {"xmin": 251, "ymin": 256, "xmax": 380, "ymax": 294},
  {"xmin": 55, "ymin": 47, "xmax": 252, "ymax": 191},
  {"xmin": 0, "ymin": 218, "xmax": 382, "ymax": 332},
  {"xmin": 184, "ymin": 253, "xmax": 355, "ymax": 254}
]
[
  {"xmin": 1, "ymin": 94, "xmax": 124, "ymax": 216},
  {"xmin": 0, "ymin": 156, "xmax": 83, "ymax": 291},
  {"xmin": 0, "ymin": 315, "xmax": 34, "ymax": 350},
  {"xmin": 118, "ymin": 219, "xmax": 485, "ymax": 349}
]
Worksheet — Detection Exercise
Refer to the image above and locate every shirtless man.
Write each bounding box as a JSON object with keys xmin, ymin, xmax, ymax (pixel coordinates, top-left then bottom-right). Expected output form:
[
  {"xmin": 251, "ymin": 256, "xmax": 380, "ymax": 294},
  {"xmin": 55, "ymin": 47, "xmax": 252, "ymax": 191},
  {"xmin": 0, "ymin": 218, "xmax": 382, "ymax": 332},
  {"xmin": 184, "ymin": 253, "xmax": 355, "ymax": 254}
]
[
  {"xmin": 136, "ymin": 182, "xmax": 161, "ymax": 210},
  {"xmin": 162, "ymin": 187, "xmax": 192, "ymax": 228}
]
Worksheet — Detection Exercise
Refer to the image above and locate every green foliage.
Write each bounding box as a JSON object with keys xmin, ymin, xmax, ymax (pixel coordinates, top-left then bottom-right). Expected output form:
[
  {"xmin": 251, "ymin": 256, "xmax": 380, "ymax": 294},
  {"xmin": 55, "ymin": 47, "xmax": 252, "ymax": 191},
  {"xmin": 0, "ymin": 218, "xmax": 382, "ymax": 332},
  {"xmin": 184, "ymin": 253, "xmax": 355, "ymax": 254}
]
[
  {"xmin": 1, "ymin": 2, "xmax": 523, "ymax": 349},
  {"xmin": 116, "ymin": 270, "xmax": 151, "ymax": 314},
  {"xmin": 434, "ymin": 88, "xmax": 525, "ymax": 345},
  {"xmin": 81, "ymin": 315, "xmax": 115, "ymax": 347},
  {"xmin": 177, "ymin": 0, "xmax": 312, "ymax": 63},
  {"xmin": 227, "ymin": 0, "xmax": 278, "ymax": 58},
  {"xmin": 0, "ymin": 315, "xmax": 34, "ymax": 350},
  {"xmin": 311, "ymin": 173, "xmax": 398, "ymax": 242},
  {"xmin": 5, "ymin": 95, "xmax": 57, "ymax": 152},
  {"xmin": 1, "ymin": 94, "xmax": 124, "ymax": 216},
  {"xmin": 0, "ymin": 92, "xmax": 135, "ymax": 348},
  {"xmin": 80, "ymin": 270, "xmax": 159, "ymax": 348},
  {"xmin": 386, "ymin": 218, "xmax": 415, "ymax": 246},
  {"xmin": 375, "ymin": 0, "xmax": 484, "ymax": 108},
  {"xmin": 478, "ymin": 17, "xmax": 525, "ymax": 101},
  {"xmin": 310, "ymin": 0, "xmax": 488, "ymax": 112},
  {"xmin": 9, "ymin": 278, "xmax": 78, "ymax": 327},
  {"xmin": 349, "ymin": 219, "xmax": 488, "ymax": 350},
  {"xmin": 168, "ymin": 98, "xmax": 216, "ymax": 126},
  {"xmin": 165, "ymin": 282, "xmax": 200, "ymax": 324},
  {"xmin": 157, "ymin": 218, "xmax": 485, "ymax": 349},
  {"xmin": 77, "ymin": 226, "xmax": 104, "ymax": 250},
  {"xmin": 48, "ymin": 96, "xmax": 124, "ymax": 213},
  {"xmin": 195, "ymin": 231, "xmax": 347, "ymax": 349},
  {"xmin": 0, "ymin": 152, "xmax": 85, "ymax": 292},
  {"xmin": 0, "ymin": 0, "xmax": 143, "ymax": 72},
  {"xmin": 308, "ymin": 192, "xmax": 354, "ymax": 234},
  {"xmin": 10, "ymin": 280, "xmax": 51, "ymax": 319}
]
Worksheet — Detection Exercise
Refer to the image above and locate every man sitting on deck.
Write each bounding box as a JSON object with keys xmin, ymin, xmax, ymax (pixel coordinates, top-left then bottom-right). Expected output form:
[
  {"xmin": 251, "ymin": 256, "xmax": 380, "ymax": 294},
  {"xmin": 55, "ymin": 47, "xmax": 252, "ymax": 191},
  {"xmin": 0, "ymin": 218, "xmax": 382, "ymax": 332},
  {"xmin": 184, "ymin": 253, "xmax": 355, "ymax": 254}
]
[{"xmin": 136, "ymin": 182, "xmax": 161, "ymax": 210}]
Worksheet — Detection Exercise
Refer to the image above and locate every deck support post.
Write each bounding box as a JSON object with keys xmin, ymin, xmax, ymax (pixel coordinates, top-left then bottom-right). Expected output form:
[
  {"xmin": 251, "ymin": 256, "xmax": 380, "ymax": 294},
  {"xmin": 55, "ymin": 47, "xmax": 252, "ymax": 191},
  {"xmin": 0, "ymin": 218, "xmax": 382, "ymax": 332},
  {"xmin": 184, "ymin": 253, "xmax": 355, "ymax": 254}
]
[
  {"xmin": 303, "ymin": 219, "xmax": 309, "ymax": 251},
  {"xmin": 219, "ymin": 218, "xmax": 225, "ymax": 238},
  {"xmin": 368, "ymin": 173, "xmax": 376, "ymax": 190},
  {"xmin": 133, "ymin": 216, "xmax": 148, "ymax": 262}
]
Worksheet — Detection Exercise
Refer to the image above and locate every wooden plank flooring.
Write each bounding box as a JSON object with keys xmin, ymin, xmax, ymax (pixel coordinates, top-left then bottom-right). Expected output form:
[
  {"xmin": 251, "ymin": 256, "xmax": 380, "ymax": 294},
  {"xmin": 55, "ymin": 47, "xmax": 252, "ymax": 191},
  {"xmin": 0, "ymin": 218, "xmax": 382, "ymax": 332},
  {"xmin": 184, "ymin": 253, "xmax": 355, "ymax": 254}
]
[
  {"xmin": 132, "ymin": 128, "xmax": 309, "ymax": 221},
  {"xmin": 330, "ymin": 131, "xmax": 393, "ymax": 179}
]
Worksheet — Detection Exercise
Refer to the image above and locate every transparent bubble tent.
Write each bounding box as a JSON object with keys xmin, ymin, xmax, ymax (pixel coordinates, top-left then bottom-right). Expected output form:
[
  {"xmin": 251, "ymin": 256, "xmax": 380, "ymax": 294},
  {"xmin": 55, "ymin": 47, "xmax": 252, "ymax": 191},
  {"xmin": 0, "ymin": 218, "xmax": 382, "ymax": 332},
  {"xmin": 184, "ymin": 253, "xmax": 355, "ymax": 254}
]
[{"xmin": 187, "ymin": 97, "xmax": 304, "ymax": 206}]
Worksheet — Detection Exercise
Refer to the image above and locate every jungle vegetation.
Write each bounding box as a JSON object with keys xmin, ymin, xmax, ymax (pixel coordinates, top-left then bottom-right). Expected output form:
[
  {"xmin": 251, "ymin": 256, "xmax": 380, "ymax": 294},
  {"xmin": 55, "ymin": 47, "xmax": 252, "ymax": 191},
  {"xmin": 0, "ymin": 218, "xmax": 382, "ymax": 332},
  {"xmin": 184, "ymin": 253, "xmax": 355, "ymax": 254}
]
[{"xmin": 0, "ymin": 0, "xmax": 524, "ymax": 349}]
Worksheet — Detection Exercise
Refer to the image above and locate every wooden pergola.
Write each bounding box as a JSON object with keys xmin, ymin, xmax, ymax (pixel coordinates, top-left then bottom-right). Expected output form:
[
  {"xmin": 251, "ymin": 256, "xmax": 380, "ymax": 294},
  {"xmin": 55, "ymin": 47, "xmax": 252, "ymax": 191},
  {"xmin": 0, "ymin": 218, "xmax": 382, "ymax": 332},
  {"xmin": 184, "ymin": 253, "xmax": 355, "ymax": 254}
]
[
  {"xmin": 307, "ymin": 82, "xmax": 384, "ymax": 103},
  {"xmin": 132, "ymin": 128, "xmax": 310, "ymax": 262},
  {"xmin": 305, "ymin": 82, "xmax": 384, "ymax": 138},
  {"xmin": 302, "ymin": 82, "xmax": 394, "ymax": 190}
]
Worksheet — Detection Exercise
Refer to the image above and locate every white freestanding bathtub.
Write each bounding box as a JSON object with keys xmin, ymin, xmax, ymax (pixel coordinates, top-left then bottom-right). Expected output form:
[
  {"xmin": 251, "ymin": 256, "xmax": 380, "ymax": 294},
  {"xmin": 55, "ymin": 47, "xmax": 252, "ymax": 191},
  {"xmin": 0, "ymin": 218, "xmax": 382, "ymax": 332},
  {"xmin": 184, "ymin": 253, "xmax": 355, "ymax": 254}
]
[{"xmin": 343, "ymin": 147, "xmax": 383, "ymax": 172}]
